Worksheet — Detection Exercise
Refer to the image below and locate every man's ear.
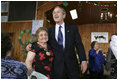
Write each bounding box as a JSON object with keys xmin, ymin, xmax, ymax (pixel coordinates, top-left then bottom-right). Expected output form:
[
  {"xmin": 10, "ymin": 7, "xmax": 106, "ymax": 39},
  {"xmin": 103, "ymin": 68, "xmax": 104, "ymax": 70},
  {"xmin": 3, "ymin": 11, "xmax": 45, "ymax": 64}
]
[{"xmin": 63, "ymin": 14, "xmax": 66, "ymax": 19}]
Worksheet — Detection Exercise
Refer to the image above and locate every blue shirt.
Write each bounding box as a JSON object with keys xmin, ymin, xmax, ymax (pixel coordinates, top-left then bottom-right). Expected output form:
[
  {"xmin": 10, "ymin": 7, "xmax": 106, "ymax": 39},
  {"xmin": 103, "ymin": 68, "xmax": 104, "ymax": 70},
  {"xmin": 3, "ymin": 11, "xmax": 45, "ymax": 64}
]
[
  {"xmin": 89, "ymin": 48, "xmax": 105, "ymax": 73},
  {"xmin": 1, "ymin": 57, "xmax": 28, "ymax": 79}
]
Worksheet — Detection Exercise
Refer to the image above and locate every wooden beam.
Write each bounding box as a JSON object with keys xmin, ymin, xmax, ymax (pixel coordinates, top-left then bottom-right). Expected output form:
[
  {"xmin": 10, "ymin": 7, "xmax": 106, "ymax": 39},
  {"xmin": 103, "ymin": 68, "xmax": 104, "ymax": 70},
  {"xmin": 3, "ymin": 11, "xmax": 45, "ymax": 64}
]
[
  {"xmin": 36, "ymin": 1, "xmax": 64, "ymax": 27},
  {"xmin": 37, "ymin": 1, "xmax": 63, "ymax": 19},
  {"xmin": 37, "ymin": 1, "xmax": 63, "ymax": 13}
]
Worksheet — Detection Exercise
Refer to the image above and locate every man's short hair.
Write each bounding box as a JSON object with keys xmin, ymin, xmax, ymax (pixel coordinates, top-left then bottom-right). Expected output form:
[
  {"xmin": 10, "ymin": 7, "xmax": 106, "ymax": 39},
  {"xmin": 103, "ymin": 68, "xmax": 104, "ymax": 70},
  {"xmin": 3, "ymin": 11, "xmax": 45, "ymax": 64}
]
[{"xmin": 53, "ymin": 6, "xmax": 66, "ymax": 14}]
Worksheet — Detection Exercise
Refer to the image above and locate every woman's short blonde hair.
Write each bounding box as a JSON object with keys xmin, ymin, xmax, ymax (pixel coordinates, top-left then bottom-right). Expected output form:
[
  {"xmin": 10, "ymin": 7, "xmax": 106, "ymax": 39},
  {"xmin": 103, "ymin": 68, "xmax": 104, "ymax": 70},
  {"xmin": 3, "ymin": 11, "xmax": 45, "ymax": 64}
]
[{"xmin": 35, "ymin": 27, "xmax": 48, "ymax": 39}]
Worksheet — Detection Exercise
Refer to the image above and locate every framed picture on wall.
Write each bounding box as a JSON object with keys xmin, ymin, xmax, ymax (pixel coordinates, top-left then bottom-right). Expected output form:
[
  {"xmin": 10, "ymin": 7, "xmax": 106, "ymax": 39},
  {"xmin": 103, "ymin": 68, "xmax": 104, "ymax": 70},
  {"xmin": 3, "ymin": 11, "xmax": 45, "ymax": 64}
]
[
  {"xmin": 32, "ymin": 20, "xmax": 44, "ymax": 34},
  {"xmin": 1, "ymin": 16, "xmax": 8, "ymax": 22},
  {"xmin": 1, "ymin": 2, "xmax": 9, "ymax": 12},
  {"xmin": 91, "ymin": 32, "xmax": 108, "ymax": 43}
]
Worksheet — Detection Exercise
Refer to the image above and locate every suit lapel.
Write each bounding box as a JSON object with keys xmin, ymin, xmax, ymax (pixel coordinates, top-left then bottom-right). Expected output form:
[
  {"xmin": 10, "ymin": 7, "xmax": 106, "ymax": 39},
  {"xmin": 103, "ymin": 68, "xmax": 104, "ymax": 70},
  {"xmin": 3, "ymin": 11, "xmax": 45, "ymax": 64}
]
[
  {"xmin": 51, "ymin": 26, "xmax": 60, "ymax": 47},
  {"xmin": 51, "ymin": 24, "xmax": 70, "ymax": 51},
  {"xmin": 65, "ymin": 23, "xmax": 70, "ymax": 50}
]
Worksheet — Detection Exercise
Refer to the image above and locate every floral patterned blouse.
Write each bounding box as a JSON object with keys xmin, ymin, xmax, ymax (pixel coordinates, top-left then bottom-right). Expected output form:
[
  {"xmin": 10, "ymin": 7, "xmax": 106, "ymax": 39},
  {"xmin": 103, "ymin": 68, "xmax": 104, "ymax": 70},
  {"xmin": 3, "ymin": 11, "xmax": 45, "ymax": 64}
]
[{"xmin": 31, "ymin": 42, "xmax": 54, "ymax": 79}]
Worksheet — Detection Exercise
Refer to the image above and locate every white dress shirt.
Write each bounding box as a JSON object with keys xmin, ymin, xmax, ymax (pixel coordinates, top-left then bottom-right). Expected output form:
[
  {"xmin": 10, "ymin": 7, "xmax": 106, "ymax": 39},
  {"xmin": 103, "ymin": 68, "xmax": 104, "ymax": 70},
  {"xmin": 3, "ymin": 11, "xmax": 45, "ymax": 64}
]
[
  {"xmin": 55, "ymin": 22, "xmax": 86, "ymax": 64},
  {"xmin": 55, "ymin": 22, "xmax": 65, "ymax": 48}
]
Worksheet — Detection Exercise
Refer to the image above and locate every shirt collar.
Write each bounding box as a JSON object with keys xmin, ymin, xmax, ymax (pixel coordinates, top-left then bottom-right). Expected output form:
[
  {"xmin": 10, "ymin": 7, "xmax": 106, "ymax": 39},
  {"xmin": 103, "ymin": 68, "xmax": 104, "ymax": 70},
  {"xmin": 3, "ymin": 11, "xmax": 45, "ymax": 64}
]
[{"xmin": 56, "ymin": 22, "xmax": 65, "ymax": 29}]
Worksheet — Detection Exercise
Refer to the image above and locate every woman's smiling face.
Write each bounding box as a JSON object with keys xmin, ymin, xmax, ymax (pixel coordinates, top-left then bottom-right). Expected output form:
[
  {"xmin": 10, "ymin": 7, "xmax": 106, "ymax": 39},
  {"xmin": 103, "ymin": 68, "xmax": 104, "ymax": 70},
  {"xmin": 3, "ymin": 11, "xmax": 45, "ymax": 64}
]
[{"xmin": 38, "ymin": 30, "xmax": 48, "ymax": 43}]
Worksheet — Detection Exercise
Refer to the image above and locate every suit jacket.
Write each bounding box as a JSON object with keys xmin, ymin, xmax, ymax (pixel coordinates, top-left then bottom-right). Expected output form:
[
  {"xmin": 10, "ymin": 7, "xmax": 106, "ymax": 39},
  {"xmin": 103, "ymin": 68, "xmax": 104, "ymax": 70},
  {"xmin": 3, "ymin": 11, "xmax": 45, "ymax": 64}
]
[{"xmin": 48, "ymin": 23, "xmax": 86, "ymax": 78}]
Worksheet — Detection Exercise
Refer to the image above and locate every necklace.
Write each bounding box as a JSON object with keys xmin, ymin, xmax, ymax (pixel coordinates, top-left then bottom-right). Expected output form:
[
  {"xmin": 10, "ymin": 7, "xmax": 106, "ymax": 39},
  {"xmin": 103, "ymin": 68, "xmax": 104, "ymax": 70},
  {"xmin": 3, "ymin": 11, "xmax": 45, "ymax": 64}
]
[
  {"xmin": 37, "ymin": 42, "xmax": 51, "ymax": 56},
  {"xmin": 37, "ymin": 42, "xmax": 47, "ymax": 49}
]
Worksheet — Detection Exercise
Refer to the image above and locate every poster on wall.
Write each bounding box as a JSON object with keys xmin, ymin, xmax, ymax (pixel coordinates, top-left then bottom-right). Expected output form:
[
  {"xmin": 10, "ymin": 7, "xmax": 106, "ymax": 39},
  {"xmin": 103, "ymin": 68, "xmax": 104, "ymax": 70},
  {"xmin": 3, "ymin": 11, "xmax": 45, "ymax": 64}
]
[
  {"xmin": 1, "ymin": 16, "xmax": 8, "ymax": 22},
  {"xmin": 32, "ymin": 20, "xmax": 43, "ymax": 34},
  {"xmin": 1, "ymin": 2, "xmax": 9, "ymax": 12},
  {"xmin": 91, "ymin": 32, "xmax": 108, "ymax": 43}
]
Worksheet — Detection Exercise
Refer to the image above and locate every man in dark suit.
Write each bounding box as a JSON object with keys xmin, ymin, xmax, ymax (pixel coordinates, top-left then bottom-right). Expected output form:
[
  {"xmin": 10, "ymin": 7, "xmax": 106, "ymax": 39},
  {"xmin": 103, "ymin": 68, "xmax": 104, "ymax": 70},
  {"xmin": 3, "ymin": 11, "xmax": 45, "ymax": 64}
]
[
  {"xmin": 26, "ymin": 6, "xmax": 87, "ymax": 79},
  {"xmin": 48, "ymin": 6, "xmax": 87, "ymax": 79}
]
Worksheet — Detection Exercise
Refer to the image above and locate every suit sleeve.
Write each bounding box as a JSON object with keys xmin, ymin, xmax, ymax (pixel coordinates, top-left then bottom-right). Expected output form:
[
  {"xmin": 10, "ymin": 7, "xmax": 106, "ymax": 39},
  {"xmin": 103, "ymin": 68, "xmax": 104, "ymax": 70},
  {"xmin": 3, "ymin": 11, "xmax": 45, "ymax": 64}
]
[
  {"xmin": 47, "ymin": 28, "xmax": 51, "ymax": 46},
  {"xmin": 74, "ymin": 25, "xmax": 86, "ymax": 63}
]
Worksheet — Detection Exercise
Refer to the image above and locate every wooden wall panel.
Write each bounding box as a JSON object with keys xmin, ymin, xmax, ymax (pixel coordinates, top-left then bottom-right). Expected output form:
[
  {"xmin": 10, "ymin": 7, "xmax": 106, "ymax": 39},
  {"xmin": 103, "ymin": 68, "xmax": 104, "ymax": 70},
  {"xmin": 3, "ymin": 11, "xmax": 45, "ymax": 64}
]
[
  {"xmin": 37, "ymin": 1, "xmax": 63, "ymax": 27},
  {"xmin": 1, "ymin": 1, "xmax": 117, "ymax": 62},
  {"xmin": 78, "ymin": 23, "xmax": 117, "ymax": 60},
  {"xmin": 1, "ymin": 1, "xmax": 64, "ymax": 62},
  {"xmin": 1, "ymin": 23, "xmax": 117, "ymax": 61},
  {"xmin": 1, "ymin": 22, "xmax": 33, "ymax": 62},
  {"xmin": 46, "ymin": 1, "xmax": 117, "ymax": 25}
]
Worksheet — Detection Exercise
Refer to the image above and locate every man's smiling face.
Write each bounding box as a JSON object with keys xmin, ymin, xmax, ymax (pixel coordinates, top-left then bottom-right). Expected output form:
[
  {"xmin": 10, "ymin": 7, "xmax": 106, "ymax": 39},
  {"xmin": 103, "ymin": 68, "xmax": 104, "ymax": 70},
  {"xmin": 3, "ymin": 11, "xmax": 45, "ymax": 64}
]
[{"xmin": 52, "ymin": 7, "xmax": 66, "ymax": 23}]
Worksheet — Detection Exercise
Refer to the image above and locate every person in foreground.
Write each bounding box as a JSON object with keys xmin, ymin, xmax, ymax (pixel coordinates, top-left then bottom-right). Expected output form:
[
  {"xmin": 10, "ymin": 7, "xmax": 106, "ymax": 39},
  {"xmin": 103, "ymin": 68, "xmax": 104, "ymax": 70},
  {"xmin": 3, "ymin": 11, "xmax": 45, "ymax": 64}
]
[
  {"xmin": 25, "ymin": 27, "xmax": 54, "ymax": 79},
  {"xmin": 89, "ymin": 41, "xmax": 105, "ymax": 79},
  {"xmin": 109, "ymin": 34, "xmax": 117, "ymax": 79},
  {"xmin": 106, "ymin": 34, "xmax": 117, "ymax": 79},
  {"xmin": 1, "ymin": 31, "xmax": 27, "ymax": 79},
  {"xmin": 26, "ymin": 6, "xmax": 87, "ymax": 79}
]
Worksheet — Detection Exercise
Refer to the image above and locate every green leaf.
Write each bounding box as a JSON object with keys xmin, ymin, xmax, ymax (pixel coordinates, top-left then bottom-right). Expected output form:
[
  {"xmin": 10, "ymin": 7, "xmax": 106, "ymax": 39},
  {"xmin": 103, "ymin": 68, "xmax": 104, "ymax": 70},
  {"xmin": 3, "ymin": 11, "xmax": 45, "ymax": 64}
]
[
  {"xmin": 18, "ymin": 36, "xmax": 21, "ymax": 39},
  {"xmin": 21, "ymin": 31, "xmax": 24, "ymax": 34},
  {"xmin": 25, "ymin": 33, "xmax": 27, "ymax": 36},
  {"xmin": 63, "ymin": 1, "xmax": 68, "ymax": 7}
]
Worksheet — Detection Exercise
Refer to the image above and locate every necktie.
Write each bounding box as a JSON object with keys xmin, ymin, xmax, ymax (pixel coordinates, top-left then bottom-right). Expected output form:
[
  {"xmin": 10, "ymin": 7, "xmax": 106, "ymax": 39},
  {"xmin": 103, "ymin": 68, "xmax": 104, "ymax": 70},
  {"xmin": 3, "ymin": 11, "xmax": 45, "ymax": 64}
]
[{"xmin": 58, "ymin": 26, "xmax": 63, "ymax": 50}]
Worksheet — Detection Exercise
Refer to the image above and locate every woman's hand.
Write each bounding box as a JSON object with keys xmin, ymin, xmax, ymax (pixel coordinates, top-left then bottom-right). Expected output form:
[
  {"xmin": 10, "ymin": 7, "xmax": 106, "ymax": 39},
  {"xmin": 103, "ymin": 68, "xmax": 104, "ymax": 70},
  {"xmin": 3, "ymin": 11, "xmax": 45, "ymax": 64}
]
[
  {"xmin": 27, "ymin": 68, "xmax": 34, "ymax": 76},
  {"xmin": 96, "ymin": 49, "xmax": 102, "ymax": 54},
  {"xmin": 25, "ymin": 51, "xmax": 36, "ymax": 76}
]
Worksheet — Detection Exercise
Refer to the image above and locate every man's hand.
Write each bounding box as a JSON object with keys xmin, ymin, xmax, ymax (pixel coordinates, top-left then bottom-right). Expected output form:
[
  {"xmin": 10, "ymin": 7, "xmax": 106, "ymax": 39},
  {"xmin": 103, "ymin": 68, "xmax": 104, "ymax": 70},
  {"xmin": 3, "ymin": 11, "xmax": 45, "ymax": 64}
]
[
  {"xmin": 81, "ymin": 61, "xmax": 87, "ymax": 74},
  {"xmin": 26, "ymin": 44, "xmax": 32, "ymax": 51}
]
